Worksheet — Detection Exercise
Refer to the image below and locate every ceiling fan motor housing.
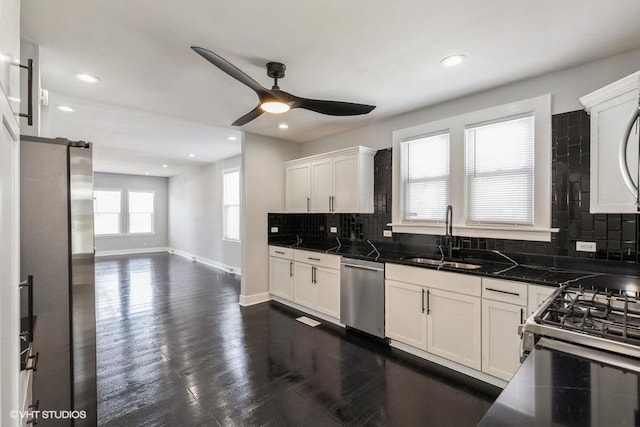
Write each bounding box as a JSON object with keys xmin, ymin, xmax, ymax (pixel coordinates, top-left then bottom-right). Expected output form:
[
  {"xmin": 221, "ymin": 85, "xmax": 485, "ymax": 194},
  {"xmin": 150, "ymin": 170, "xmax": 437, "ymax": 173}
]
[{"xmin": 266, "ymin": 62, "xmax": 286, "ymax": 79}]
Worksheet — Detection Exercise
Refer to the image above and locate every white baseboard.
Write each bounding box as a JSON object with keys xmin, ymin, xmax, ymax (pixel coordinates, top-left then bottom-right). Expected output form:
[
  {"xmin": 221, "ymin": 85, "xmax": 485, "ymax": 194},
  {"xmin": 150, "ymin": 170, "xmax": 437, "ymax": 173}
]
[
  {"xmin": 168, "ymin": 247, "xmax": 241, "ymax": 276},
  {"xmin": 390, "ymin": 340, "xmax": 507, "ymax": 389},
  {"xmin": 238, "ymin": 292, "xmax": 271, "ymax": 307},
  {"xmin": 95, "ymin": 247, "xmax": 169, "ymax": 257},
  {"xmin": 270, "ymin": 296, "xmax": 344, "ymax": 327}
]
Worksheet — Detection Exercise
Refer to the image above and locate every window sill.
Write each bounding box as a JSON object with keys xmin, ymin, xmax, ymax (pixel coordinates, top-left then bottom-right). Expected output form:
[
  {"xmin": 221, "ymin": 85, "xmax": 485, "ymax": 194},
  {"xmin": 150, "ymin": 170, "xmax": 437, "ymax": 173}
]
[
  {"xmin": 96, "ymin": 232, "xmax": 156, "ymax": 238},
  {"xmin": 390, "ymin": 223, "xmax": 558, "ymax": 242},
  {"xmin": 223, "ymin": 238, "xmax": 241, "ymax": 244}
]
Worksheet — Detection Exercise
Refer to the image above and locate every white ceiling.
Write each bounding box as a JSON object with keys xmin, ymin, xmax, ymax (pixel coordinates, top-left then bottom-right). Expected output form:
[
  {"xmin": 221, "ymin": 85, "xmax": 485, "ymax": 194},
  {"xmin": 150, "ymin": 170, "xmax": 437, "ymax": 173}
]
[{"xmin": 21, "ymin": 0, "xmax": 640, "ymax": 173}]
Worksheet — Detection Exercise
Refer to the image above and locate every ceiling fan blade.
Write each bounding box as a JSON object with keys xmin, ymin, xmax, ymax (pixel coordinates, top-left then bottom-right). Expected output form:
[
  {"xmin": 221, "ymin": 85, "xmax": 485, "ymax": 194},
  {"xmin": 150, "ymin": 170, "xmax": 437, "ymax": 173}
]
[
  {"xmin": 232, "ymin": 105, "xmax": 264, "ymax": 126},
  {"xmin": 191, "ymin": 46, "xmax": 269, "ymax": 96},
  {"xmin": 294, "ymin": 98, "xmax": 376, "ymax": 116}
]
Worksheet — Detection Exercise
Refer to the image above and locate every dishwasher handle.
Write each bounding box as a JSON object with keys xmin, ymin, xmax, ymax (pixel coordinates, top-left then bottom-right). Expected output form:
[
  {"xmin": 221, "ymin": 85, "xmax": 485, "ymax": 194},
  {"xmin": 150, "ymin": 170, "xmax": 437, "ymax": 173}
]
[{"xmin": 342, "ymin": 263, "xmax": 384, "ymax": 272}]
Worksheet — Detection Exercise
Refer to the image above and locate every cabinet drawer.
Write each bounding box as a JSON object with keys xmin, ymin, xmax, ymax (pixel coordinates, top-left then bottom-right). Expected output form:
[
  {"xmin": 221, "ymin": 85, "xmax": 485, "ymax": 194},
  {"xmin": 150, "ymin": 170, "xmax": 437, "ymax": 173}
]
[
  {"xmin": 294, "ymin": 249, "xmax": 341, "ymax": 269},
  {"xmin": 385, "ymin": 263, "xmax": 481, "ymax": 297},
  {"xmin": 482, "ymin": 278, "xmax": 528, "ymax": 306},
  {"xmin": 269, "ymin": 246, "xmax": 293, "ymax": 259}
]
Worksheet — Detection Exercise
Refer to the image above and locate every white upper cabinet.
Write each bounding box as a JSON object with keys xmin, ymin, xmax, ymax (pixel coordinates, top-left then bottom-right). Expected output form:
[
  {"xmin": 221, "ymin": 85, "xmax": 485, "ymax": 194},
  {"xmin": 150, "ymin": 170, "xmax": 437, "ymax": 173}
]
[
  {"xmin": 285, "ymin": 162, "xmax": 311, "ymax": 212},
  {"xmin": 580, "ymin": 71, "xmax": 640, "ymax": 213},
  {"xmin": 284, "ymin": 146, "xmax": 375, "ymax": 213},
  {"xmin": 0, "ymin": 0, "xmax": 20, "ymax": 121}
]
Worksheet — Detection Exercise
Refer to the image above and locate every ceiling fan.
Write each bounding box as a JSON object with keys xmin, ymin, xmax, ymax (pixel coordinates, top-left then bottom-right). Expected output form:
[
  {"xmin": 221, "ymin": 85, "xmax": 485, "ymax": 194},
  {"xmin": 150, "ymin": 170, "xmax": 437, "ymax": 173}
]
[{"xmin": 191, "ymin": 46, "xmax": 376, "ymax": 126}]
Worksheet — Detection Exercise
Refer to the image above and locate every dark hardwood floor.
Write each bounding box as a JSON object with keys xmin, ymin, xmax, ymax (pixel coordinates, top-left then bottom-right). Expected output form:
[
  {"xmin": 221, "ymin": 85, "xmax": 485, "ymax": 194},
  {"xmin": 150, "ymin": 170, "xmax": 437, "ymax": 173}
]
[{"xmin": 96, "ymin": 253, "xmax": 498, "ymax": 426}]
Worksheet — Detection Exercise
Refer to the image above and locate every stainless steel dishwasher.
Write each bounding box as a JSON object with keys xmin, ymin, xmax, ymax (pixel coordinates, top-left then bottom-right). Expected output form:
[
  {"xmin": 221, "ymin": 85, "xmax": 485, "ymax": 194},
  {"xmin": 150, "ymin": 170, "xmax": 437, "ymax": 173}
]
[{"xmin": 340, "ymin": 257, "xmax": 385, "ymax": 338}]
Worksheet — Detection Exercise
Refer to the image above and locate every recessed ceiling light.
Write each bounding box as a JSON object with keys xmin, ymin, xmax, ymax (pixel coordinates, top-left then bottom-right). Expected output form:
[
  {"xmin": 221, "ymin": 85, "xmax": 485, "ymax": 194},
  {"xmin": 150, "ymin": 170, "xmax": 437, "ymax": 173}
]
[
  {"xmin": 188, "ymin": 153, "xmax": 196, "ymax": 158},
  {"xmin": 144, "ymin": 172, "xmax": 150, "ymax": 175},
  {"xmin": 76, "ymin": 73, "xmax": 100, "ymax": 83},
  {"xmin": 8, "ymin": 96, "xmax": 20, "ymax": 103},
  {"xmin": 57, "ymin": 105, "xmax": 75, "ymax": 112},
  {"xmin": 228, "ymin": 136, "xmax": 238, "ymax": 141},
  {"xmin": 162, "ymin": 164, "xmax": 168, "ymax": 168},
  {"xmin": 440, "ymin": 54, "xmax": 467, "ymax": 67},
  {"xmin": 278, "ymin": 123, "xmax": 289, "ymax": 129}
]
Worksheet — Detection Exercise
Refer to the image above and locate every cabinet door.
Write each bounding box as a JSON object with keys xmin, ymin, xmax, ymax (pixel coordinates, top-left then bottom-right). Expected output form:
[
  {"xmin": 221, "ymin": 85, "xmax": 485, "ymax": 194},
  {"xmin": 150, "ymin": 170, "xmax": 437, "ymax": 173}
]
[
  {"xmin": 314, "ymin": 266, "xmax": 340, "ymax": 319},
  {"xmin": 285, "ymin": 162, "xmax": 311, "ymax": 212},
  {"xmin": 0, "ymin": 0, "xmax": 20, "ymax": 112},
  {"xmin": 528, "ymin": 285, "xmax": 556, "ymax": 315},
  {"xmin": 269, "ymin": 257, "xmax": 293, "ymax": 300},
  {"xmin": 385, "ymin": 280, "xmax": 427, "ymax": 350},
  {"xmin": 293, "ymin": 263, "xmax": 315, "ymax": 309},
  {"xmin": 427, "ymin": 289, "xmax": 481, "ymax": 370},
  {"xmin": 310, "ymin": 158, "xmax": 333, "ymax": 212},
  {"xmin": 482, "ymin": 300, "xmax": 525, "ymax": 381},
  {"xmin": 332, "ymin": 154, "xmax": 359, "ymax": 212}
]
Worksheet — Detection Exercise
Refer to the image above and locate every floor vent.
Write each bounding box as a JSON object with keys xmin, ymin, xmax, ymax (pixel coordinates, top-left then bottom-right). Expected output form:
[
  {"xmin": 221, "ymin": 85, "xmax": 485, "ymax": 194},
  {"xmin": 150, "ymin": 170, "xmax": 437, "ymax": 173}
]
[{"xmin": 296, "ymin": 316, "xmax": 321, "ymax": 327}]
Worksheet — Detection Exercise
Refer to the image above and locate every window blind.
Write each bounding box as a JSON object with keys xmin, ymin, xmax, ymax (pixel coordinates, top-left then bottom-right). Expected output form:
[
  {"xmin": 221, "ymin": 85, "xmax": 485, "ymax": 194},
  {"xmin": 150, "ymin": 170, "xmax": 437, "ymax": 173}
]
[
  {"xmin": 223, "ymin": 170, "xmax": 240, "ymax": 240},
  {"xmin": 465, "ymin": 115, "xmax": 534, "ymax": 225},
  {"xmin": 94, "ymin": 190, "xmax": 121, "ymax": 235},
  {"xmin": 402, "ymin": 132, "xmax": 450, "ymax": 221},
  {"xmin": 128, "ymin": 191, "xmax": 155, "ymax": 234}
]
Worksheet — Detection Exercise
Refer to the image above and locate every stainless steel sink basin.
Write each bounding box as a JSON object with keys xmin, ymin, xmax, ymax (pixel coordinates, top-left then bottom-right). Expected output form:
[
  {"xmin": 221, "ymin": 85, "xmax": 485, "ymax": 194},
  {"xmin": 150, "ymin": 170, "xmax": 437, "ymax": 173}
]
[
  {"xmin": 401, "ymin": 257, "xmax": 443, "ymax": 266},
  {"xmin": 402, "ymin": 257, "xmax": 482, "ymax": 270}
]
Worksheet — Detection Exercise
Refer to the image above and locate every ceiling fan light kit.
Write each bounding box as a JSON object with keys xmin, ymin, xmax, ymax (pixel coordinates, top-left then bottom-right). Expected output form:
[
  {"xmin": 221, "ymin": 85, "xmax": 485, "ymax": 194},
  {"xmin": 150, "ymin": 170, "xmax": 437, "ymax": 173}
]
[{"xmin": 191, "ymin": 46, "xmax": 375, "ymax": 126}]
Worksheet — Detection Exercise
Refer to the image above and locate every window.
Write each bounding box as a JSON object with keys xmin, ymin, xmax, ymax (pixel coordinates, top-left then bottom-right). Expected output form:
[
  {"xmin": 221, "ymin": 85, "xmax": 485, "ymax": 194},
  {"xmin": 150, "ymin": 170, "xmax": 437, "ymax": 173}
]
[
  {"xmin": 465, "ymin": 115, "xmax": 534, "ymax": 225},
  {"xmin": 392, "ymin": 95, "xmax": 553, "ymax": 241},
  {"xmin": 402, "ymin": 132, "xmax": 450, "ymax": 221},
  {"xmin": 223, "ymin": 169, "xmax": 240, "ymax": 241},
  {"xmin": 94, "ymin": 190, "xmax": 121, "ymax": 235},
  {"xmin": 128, "ymin": 191, "xmax": 155, "ymax": 234}
]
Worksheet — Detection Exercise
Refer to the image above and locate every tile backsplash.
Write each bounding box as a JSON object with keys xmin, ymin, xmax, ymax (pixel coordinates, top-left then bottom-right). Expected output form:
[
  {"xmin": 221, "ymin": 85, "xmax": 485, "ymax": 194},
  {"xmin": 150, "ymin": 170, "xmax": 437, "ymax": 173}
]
[{"xmin": 269, "ymin": 110, "xmax": 639, "ymax": 264}]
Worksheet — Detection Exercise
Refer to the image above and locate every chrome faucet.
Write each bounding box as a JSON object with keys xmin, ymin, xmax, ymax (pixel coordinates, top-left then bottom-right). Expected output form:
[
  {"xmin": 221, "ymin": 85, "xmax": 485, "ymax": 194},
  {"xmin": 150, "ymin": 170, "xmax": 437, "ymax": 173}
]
[{"xmin": 445, "ymin": 204, "xmax": 454, "ymax": 258}]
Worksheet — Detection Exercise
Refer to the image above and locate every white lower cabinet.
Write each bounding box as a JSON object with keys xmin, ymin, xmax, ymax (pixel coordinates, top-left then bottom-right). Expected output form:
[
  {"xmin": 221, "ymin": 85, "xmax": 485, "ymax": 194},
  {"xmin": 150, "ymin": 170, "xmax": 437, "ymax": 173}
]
[
  {"xmin": 269, "ymin": 256, "xmax": 294, "ymax": 300},
  {"xmin": 427, "ymin": 289, "xmax": 481, "ymax": 370},
  {"xmin": 293, "ymin": 262, "xmax": 315, "ymax": 309},
  {"xmin": 385, "ymin": 279, "xmax": 427, "ymax": 350},
  {"xmin": 528, "ymin": 284, "xmax": 556, "ymax": 315},
  {"xmin": 314, "ymin": 266, "xmax": 341, "ymax": 318},
  {"xmin": 482, "ymin": 299, "xmax": 525, "ymax": 381}
]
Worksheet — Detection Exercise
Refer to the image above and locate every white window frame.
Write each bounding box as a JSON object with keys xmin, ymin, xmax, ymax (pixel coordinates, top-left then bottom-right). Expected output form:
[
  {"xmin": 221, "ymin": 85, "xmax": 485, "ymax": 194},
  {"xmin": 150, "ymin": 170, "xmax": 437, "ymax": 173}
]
[
  {"xmin": 93, "ymin": 188, "xmax": 123, "ymax": 236},
  {"xmin": 223, "ymin": 168, "xmax": 241, "ymax": 242},
  {"xmin": 392, "ymin": 94, "xmax": 556, "ymax": 242},
  {"xmin": 127, "ymin": 190, "xmax": 156, "ymax": 235}
]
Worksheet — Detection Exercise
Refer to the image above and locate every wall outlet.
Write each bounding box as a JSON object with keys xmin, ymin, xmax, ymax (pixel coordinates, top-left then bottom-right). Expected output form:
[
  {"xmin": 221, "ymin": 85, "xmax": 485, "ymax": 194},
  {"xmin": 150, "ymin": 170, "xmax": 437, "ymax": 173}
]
[
  {"xmin": 576, "ymin": 241, "xmax": 596, "ymax": 252},
  {"xmin": 270, "ymin": 226, "xmax": 278, "ymax": 233},
  {"xmin": 383, "ymin": 230, "xmax": 393, "ymax": 237},
  {"xmin": 330, "ymin": 227, "xmax": 338, "ymax": 233}
]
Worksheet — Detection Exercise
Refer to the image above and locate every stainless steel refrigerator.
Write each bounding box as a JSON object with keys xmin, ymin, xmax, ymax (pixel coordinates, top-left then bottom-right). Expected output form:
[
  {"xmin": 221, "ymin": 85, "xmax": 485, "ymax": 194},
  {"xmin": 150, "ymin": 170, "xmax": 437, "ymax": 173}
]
[{"xmin": 20, "ymin": 135, "xmax": 96, "ymax": 426}]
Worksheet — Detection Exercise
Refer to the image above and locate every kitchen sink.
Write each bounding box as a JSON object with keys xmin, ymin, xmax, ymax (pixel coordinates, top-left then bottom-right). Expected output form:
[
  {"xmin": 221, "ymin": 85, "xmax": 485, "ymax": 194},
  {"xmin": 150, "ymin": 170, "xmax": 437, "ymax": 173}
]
[{"xmin": 401, "ymin": 257, "xmax": 482, "ymax": 270}]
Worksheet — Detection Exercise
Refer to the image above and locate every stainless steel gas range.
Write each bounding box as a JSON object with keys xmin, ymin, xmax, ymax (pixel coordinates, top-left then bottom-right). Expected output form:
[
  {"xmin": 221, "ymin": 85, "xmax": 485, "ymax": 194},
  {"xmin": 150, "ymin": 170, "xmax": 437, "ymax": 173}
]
[{"xmin": 521, "ymin": 285, "xmax": 640, "ymax": 369}]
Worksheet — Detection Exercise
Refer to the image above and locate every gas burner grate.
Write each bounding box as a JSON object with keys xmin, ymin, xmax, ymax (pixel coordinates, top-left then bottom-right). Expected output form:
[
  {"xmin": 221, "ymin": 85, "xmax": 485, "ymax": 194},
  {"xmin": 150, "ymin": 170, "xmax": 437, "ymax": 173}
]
[{"xmin": 535, "ymin": 286, "xmax": 640, "ymax": 346}]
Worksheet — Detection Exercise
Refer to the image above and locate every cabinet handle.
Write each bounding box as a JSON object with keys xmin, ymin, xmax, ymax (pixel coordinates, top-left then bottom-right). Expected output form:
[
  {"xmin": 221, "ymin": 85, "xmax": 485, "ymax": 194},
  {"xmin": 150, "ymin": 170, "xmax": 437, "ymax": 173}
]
[
  {"xmin": 329, "ymin": 196, "xmax": 332, "ymax": 212},
  {"xmin": 426, "ymin": 290, "xmax": 430, "ymax": 315},
  {"xmin": 331, "ymin": 196, "xmax": 335, "ymax": 213},
  {"xmin": 485, "ymin": 287, "xmax": 520, "ymax": 297},
  {"xmin": 307, "ymin": 197, "xmax": 310, "ymax": 212},
  {"xmin": 275, "ymin": 250, "xmax": 285, "ymax": 255},
  {"xmin": 311, "ymin": 266, "xmax": 317, "ymax": 284},
  {"xmin": 289, "ymin": 261, "xmax": 293, "ymax": 277},
  {"xmin": 26, "ymin": 352, "xmax": 39, "ymax": 372},
  {"xmin": 422, "ymin": 289, "xmax": 425, "ymax": 313},
  {"xmin": 17, "ymin": 59, "xmax": 34, "ymax": 126},
  {"xmin": 520, "ymin": 308, "xmax": 524, "ymax": 324},
  {"xmin": 308, "ymin": 257, "xmax": 321, "ymax": 261}
]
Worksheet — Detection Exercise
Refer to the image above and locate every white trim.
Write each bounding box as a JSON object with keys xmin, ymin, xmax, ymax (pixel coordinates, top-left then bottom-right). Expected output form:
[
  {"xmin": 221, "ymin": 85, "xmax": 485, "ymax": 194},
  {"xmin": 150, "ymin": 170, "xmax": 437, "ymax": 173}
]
[
  {"xmin": 239, "ymin": 292, "xmax": 271, "ymax": 306},
  {"xmin": 580, "ymin": 71, "xmax": 640, "ymax": 113},
  {"xmin": 271, "ymin": 296, "xmax": 345, "ymax": 327},
  {"xmin": 95, "ymin": 247, "xmax": 168, "ymax": 257},
  {"xmin": 390, "ymin": 340, "xmax": 507, "ymax": 389},
  {"xmin": 392, "ymin": 94, "xmax": 553, "ymax": 242},
  {"xmin": 168, "ymin": 247, "xmax": 242, "ymax": 275}
]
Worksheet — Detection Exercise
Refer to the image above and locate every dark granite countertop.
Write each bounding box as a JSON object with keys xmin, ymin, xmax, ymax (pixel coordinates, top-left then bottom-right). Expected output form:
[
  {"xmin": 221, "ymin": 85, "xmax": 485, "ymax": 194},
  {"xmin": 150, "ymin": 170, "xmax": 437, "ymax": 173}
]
[
  {"xmin": 478, "ymin": 344, "xmax": 640, "ymax": 426},
  {"xmin": 269, "ymin": 237, "xmax": 640, "ymax": 293}
]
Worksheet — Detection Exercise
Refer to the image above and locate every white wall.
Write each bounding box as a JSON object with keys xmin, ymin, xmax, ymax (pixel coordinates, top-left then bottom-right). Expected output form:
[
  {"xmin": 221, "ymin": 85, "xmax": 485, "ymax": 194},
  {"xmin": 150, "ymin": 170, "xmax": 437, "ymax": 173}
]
[
  {"xmin": 168, "ymin": 156, "xmax": 242, "ymax": 273},
  {"xmin": 94, "ymin": 172, "xmax": 169, "ymax": 254},
  {"xmin": 241, "ymin": 133, "xmax": 300, "ymax": 305},
  {"xmin": 300, "ymin": 47, "xmax": 640, "ymax": 156}
]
